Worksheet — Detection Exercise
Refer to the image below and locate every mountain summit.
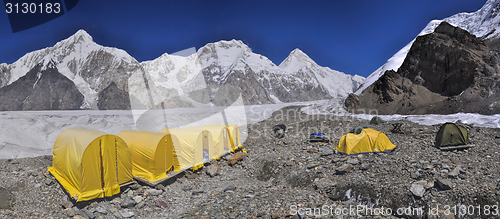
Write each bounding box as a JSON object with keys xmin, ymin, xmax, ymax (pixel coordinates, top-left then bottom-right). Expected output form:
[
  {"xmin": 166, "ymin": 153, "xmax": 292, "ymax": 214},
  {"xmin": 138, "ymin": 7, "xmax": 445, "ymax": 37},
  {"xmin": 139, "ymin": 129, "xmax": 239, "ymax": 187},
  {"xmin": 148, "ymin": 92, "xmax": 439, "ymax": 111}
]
[
  {"xmin": 0, "ymin": 31, "xmax": 363, "ymax": 111},
  {"xmin": 58, "ymin": 29, "xmax": 94, "ymax": 45},
  {"xmin": 355, "ymin": 0, "xmax": 500, "ymax": 95},
  {"xmin": 0, "ymin": 29, "xmax": 141, "ymax": 109},
  {"xmin": 135, "ymin": 39, "xmax": 364, "ymax": 108},
  {"xmin": 350, "ymin": 21, "xmax": 500, "ymax": 115}
]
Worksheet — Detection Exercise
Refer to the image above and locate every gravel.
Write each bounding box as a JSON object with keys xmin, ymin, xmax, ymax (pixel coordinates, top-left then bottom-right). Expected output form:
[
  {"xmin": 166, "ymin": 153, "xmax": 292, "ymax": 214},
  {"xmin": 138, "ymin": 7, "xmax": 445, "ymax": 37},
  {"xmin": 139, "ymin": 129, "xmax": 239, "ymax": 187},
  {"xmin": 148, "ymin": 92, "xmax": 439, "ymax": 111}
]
[{"xmin": 0, "ymin": 106, "xmax": 499, "ymax": 218}]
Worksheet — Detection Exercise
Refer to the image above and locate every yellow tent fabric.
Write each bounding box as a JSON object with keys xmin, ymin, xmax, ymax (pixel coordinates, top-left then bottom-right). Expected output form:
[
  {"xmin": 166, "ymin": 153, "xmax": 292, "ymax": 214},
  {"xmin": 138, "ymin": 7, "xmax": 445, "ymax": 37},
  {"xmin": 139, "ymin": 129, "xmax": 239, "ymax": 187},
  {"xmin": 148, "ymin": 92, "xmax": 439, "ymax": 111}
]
[
  {"xmin": 47, "ymin": 128, "xmax": 132, "ymax": 202},
  {"xmin": 334, "ymin": 128, "xmax": 396, "ymax": 155},
  {"xmin": 158, "ymin": 128, "xmax": 212, "ymax": 170},
  {"xmin": 187, "ymin": 126, "xmax": 228, "ymax": 159},
  {"xmin": 118, "ymin": 131, "xmax": 181, "ymax": 183},
  {"xmin": 204, "ymin": 125, "xmax": 242, "ymax": 152},
  {"xmin": 197, "ymin": 126, "xmax": 231, "ymax": 155}
]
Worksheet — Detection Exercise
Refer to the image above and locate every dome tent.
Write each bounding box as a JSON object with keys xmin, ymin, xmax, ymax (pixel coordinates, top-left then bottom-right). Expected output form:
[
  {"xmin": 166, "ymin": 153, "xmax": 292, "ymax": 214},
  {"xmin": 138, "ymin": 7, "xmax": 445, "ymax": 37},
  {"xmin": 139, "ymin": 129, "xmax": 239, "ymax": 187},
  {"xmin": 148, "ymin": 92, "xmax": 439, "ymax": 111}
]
[
  {"xmin": 47, "ymin": 128, "xmax": 132, "ymax": 202},
  {"xmin": 370, "ymin": 116, "xmax": 384, "ymax": 125},
  {"xmin": 187, "ymin": 126, "xmax": 231, "ymax": 158},
  {"xmin": 118, "ymin": 131, "xmax": 181, "ymax": 184},
  {"xmin": 334, "ymin": 128, "xmax": 396, "ymax": 155},
  {"xmin": 435, "ymin": 122, "xmax": 470, "ymax": 148},
  {"xmin": 158, "ymin": 128, "xmax": 213, "ymax": 170}
]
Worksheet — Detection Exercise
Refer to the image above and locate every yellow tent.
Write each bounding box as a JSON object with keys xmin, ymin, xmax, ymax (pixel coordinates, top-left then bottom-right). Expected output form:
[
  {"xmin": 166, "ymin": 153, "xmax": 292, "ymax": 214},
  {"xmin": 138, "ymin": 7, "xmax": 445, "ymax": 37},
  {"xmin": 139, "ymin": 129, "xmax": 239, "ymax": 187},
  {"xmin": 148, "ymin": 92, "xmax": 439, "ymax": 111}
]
[
  {"xmin": 198, "ymin": 126, "xmax": 231, "ymax": 155},
  {"xmin": 334, "ymin": 128, "xmax": 396, "ymax": 155},
  {"xmin": 187, "ymin": 126, "xmax": 228, "ymax": 159},
  {"xmin": 117, "ymin": 131, "xmax": 181, "ymax": 183},
  {"xmin": 204, "ymin": 125, "xmax": 242, "ymax": 152},
  {"xmin": 47, "ymin": 128, "xmax": 132, "ymax": 202},
  {"xmin": 158, "ymin": 128, "xmax": 213, "ymax": 170}
]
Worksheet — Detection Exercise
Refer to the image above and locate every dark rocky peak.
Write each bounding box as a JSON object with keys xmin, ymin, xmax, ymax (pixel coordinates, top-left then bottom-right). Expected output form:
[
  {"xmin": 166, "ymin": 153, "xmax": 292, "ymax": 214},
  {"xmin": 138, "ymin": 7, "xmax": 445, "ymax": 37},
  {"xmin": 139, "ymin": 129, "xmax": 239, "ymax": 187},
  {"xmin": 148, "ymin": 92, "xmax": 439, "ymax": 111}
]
[
  {"xmin": 0, "ymin": 63, "xmax": 83, "ymax": 111},
  {"xmin": 399, "ymin": 22, "xmax": 489, "ymax": 96},
  {"xmin": 42, "ymin": 58, "xmax": 57, "ymax": 70},
  {"xmin": 433, "ymin": 22, "xmax": 485, "ymax": 50},
  {"xmin": 351, "ymin": 20, "xmax": 500, "ymax": 115},
  {"xmin": 97, "ymin": 82, "xmax": 131, "ymax": 110}
]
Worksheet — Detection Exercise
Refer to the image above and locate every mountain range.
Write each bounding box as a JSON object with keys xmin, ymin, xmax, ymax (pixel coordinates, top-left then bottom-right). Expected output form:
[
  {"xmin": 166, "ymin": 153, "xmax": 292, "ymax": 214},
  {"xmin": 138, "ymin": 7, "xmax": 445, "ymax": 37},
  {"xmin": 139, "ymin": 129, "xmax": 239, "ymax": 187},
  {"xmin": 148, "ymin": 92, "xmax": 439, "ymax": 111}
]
[
  {"xmin": 2, "ymin": 0, "xmax": 498, "ymax": 115},
  {"xmin": 0, "ymin": 31, "xmax": 363, "ymax": 111}
]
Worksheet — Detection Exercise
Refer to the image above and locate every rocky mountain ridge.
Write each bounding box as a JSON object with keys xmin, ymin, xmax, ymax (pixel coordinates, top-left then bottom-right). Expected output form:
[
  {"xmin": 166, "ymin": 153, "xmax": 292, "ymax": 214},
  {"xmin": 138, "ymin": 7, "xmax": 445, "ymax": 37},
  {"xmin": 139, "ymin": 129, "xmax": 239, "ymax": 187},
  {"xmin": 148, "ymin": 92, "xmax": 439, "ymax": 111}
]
[
  {"xmin": 349, "ymin": 22, "xmax": 500, "ymax": 115},
  {"xmin": 355, "ymin": 0, "xmax": 500, "ymax": 96},
  {"xmin": 0, "ymin": 30, "xmax": 141, "ymax": 109},
  {"xmin": 0, "ymin": 62, "xmax": 83, "ymax": 111},
  {"xmin": 136, "ymin": 39, "xmax": 364, "ymax": 109},
  {"xmin": 0, "ymin": 32, "xmax": 363, "ymax": 111}
]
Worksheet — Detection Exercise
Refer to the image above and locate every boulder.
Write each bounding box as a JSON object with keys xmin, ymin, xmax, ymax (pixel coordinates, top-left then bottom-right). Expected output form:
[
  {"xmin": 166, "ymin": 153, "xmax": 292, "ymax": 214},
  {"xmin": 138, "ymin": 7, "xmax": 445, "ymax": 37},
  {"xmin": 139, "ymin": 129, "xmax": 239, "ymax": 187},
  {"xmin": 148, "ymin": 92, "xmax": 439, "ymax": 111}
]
[
  {"xmin": 336, "ymin": 164, "xmax": 352, "ymax": 174},
  {"xmin": 155, "ymin": 200, "xmax": 168, "ymax": 207},
  {"xmin": 435, "ymin": 178, "xmax": 453, "ymax": 190},
  {"xmin": 146, "ymin": 188, "xmax": 163, "ymax": 196},
  {"xmin": 410, "ymin": 183, "xmax": 425, "ymax": 198},
  {"xmin": 346, "ymin": 158, "xmax": 359, "ymax": 165},
  {"xmin": 228, "ymin": 152, "xmax": 248, "ymax": 166},
  {"xmin": 320, "ymin": 147, "xmax": 334, "ymax": 156},
  {"xmin": 224, "ymin": 186, "xmax": 237, "ymax": 192},
  {"xmin": 120, "ymin": 197, "xmax": 135, "ymax": 208},
  {"xmin": 306, "ymin": 162, "xmax": 320, "ymax": 169},
  {"xmin": 120, "ymin": 210, "xmax": 135, "ymax": 218},
  {"xmin": 206, "ymin": 164, "xmax": 219, "ymax": 177},
  {"xmin": 359, "ymin": 163, "xmax": 370, "ymax": 170},
  {"xmin": 314, "ymin": 178, "xmax": 336, "ymax": 190}
]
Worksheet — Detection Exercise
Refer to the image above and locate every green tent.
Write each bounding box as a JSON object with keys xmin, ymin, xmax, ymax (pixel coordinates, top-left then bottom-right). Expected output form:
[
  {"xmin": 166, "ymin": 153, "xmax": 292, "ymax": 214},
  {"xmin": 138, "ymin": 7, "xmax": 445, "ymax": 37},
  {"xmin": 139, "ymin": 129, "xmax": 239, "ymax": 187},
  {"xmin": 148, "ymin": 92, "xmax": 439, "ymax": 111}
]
[
  {"xmin": 370, "ymin": 116, "xmax": 384, "ymax": 125},
  {"xmin": 435, "ymin": 123, "xmax": 470, "ymax": 147}
]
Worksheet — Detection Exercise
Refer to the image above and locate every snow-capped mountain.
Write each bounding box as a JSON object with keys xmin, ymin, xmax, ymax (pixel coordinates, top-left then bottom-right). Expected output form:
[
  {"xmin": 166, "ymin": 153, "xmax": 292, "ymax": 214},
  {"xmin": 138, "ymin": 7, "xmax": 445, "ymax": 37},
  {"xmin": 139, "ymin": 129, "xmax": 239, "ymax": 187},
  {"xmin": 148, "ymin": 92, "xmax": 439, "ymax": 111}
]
[
  {"xmin": 350, "ymin": 20, "xmax": 500, "ymax": 115},
  {"xmin": 0, "ymin": 30, "xmax": 141, "ymax": 109},
  {"xmin": 279, "ymin": 49, "xmax": 364, "ymax": 98},
  {"xmin": 355, "ymin": 0, "xmax": 500, "ymax": 95},
  {"xmin": 0, "ymin": 31, "xmax": 364, "ymax": 111},
  {"xmin": 134, "ymin": 40, "xmax": 364, "ymax": 108},
  {"xmin": 0, "ymin": 62, "xmax": 84, "ymax": 111}
]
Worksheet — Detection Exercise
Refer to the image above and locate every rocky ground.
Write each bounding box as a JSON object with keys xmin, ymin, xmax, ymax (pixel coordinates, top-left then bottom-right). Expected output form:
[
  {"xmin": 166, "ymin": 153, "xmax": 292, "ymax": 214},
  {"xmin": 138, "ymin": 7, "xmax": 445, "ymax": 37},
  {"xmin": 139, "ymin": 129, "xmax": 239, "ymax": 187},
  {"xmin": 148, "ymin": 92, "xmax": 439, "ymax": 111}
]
[{"xmin": 1, "ymin": 106, "xmax": 500, "ymax": 218}]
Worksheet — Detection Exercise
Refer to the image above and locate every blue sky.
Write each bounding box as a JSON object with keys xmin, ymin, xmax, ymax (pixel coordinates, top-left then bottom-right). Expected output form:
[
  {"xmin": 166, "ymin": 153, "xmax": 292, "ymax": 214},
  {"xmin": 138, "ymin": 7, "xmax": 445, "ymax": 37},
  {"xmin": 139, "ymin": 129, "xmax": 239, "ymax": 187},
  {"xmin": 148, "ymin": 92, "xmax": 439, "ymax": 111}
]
[{"xmin": 0, "ymin": 0, "xmax": 487, "ymax": 77}]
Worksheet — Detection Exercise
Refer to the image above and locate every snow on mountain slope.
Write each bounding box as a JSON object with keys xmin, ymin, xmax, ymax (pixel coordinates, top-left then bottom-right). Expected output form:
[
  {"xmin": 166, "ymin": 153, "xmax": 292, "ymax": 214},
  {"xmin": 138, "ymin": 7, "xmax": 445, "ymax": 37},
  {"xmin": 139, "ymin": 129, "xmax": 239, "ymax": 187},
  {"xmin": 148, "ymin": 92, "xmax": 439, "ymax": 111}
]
[
  {"xmin": 136, "ymin": 51, "xmax": 205, "ymax": 108},
  {"xmin": 0, "ymin": 30, "xmax": 141, "ymax": 109},
  {"xmin": 2, "ymin": 31, "xmax": 363, "ymax": 111},
  {"xmin": 136, "ymin": 40, "xmax": 364, "ymax": 109},
  {"xmin": 279, "ymin": 48, "xmax": 364, "ymax": 97},
  {"xmin": 355, "ymin": 0, "xmax": 500, "ymax": 95}
]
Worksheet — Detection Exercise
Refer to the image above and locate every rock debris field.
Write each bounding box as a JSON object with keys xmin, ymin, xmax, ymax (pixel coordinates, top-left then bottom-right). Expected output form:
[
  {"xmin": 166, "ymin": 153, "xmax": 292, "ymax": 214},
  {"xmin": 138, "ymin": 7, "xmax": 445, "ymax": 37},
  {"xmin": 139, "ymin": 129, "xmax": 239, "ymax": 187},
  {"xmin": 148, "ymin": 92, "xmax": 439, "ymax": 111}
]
[{"xmin": 1, "ymin": 106, "xmax": 500, "ymax": 219}]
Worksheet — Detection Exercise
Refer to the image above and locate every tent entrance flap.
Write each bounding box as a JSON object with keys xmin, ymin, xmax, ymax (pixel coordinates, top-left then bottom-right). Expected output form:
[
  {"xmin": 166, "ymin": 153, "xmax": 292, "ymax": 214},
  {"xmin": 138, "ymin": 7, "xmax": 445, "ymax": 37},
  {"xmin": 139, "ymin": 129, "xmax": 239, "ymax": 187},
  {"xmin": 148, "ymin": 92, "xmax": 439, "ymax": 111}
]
[
  {"xmin": 159, "ymin": 128, "xmax": 216, "ymax": 170},
  {"xmin": 99, "ymin": 139, "xmax": 105, "ymax": 192},
  {"xmin": 203, "ymin": 125, "xmax": 242, "ymax": 152},
  {"xmin": 203, "ymin": 134, "xmax": 209, "ymax": 161}
]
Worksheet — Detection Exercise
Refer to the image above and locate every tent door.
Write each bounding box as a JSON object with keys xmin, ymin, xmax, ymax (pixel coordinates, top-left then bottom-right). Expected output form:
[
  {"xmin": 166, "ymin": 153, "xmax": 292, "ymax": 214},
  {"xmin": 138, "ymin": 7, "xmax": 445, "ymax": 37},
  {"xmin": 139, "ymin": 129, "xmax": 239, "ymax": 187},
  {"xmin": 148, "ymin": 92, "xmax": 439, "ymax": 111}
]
[
  {"xmin": 114, "ymin": 138, "xmax": 119, "ymax": 183},
  {"xmin": 98, "ymin": 140, "xmax": 105, "ymax": 191},
  {"xmin": 203, "ymin": 132, "xmax": 209, "ymax": 160},
  {"xmin": 223, "ymin": 130, "xmax": 228, "ymax": 151},
  {"xmin": 235, "ymin": 127, "xmax": 239, "ymax": 146}
]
